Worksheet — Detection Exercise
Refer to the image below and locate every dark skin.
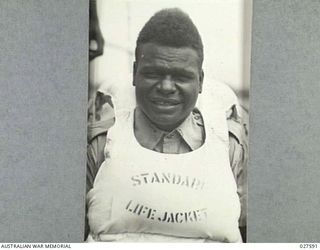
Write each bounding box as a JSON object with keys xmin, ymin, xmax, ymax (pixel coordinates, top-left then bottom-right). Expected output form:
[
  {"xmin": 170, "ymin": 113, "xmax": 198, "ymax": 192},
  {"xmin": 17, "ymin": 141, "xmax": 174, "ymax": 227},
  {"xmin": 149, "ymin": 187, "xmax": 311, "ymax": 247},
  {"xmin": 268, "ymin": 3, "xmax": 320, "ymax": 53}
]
[{"xmin": 133, "ymin": 43, "xmax": 204, "ymax": 132}]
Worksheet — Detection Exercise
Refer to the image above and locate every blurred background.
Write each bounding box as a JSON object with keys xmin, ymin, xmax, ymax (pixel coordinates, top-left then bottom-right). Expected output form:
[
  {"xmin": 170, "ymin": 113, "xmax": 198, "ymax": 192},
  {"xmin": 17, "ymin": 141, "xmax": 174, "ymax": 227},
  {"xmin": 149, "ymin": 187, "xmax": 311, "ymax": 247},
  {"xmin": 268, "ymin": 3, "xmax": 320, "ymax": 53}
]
[{"xmin": 90, "ymin": 0, "xmax": 252, "ymax": 112}]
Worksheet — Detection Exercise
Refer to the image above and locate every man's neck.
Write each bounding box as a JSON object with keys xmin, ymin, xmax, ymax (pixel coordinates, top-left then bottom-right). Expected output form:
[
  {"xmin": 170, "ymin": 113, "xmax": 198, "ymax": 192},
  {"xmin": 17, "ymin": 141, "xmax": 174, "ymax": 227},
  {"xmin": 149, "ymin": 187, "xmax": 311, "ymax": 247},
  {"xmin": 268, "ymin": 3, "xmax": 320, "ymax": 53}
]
[{"xmin": 136, "ymin": 108, "xmax": 189, "ymax": 133}]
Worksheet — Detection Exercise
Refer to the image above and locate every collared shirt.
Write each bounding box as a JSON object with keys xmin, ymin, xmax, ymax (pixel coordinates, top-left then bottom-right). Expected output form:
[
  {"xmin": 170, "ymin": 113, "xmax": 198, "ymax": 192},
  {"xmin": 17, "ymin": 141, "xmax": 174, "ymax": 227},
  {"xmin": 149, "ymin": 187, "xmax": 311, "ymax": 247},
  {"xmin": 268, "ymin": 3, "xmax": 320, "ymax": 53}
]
[{"xmin": 87, "ymin": 92, "xmax": 248, "ymax": 228}]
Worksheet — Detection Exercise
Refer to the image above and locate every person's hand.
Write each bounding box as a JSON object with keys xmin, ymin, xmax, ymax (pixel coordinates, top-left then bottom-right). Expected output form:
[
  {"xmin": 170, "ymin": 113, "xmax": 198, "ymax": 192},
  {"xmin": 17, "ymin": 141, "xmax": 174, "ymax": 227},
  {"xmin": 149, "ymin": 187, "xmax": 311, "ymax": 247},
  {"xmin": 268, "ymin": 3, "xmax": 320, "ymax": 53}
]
[
  {"xmin": 89, "ymin": 17, "xmax": 104, "ymax": 61},
  {"xmin": 89, "ymin": 0, "xmax": 104, "ymax": 61}
]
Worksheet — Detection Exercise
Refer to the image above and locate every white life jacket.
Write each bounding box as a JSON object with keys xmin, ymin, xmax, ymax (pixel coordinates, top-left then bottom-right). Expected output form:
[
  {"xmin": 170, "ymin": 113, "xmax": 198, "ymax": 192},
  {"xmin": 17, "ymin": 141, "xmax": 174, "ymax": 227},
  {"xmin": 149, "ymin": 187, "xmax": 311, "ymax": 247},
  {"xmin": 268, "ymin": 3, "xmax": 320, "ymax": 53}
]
[{"xmin": 86, "ymin": 93, "xmax": 242, "ymax": 242}]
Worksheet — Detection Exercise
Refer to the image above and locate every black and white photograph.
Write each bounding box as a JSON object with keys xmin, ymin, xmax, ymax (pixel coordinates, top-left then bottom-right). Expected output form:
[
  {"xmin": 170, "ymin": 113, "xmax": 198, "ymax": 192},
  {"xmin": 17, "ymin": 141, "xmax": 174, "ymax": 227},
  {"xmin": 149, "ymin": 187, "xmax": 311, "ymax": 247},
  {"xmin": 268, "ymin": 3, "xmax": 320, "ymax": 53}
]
[
  {"xmin": 3, "ymin": 0, "xmax": 320, "ymax": 245},
  {"xmin": 86, "ymin": 0, "xmax": 251, "ymax": 243}
]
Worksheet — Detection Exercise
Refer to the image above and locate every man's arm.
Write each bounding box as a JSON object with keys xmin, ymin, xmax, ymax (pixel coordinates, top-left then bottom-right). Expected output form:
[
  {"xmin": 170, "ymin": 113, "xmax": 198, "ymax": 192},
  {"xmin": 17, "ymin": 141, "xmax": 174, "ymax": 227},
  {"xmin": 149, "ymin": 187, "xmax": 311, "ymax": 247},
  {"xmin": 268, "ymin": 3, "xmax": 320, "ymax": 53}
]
[
  {"xmin": 227, "ymin": 104, "xmax": 248, "ymax": 242},
  {"xmin": 229, "ymin": 134, "xmax": 247, "ymax": 242},
  {"xmin": 85, "ymin": 91, "xmax": 114, "ymax": 240},
  {"xmin": 87, "ymin": 135, "xmax": 108, "ymax": 192}
]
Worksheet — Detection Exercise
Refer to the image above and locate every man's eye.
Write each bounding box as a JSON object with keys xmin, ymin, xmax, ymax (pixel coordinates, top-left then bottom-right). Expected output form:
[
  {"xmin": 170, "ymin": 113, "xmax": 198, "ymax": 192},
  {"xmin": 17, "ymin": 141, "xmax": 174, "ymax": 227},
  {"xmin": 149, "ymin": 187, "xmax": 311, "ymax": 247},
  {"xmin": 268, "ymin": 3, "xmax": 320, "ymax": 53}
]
[
  {"xmin": 175, "ymin": 75, "xmax": 193, "ymax": 82},
  {"xmin": 143, "ymin": 72, "xmax": 160, "ymax": 78}
]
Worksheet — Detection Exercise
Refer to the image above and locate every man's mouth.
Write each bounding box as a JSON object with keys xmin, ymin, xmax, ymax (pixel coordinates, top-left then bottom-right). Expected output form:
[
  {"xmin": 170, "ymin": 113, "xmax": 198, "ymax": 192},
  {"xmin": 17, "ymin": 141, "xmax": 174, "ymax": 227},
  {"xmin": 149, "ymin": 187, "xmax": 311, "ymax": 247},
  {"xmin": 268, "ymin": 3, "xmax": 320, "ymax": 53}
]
[{"xmin": 150, "ymin": 98, "xmax": 181, "ymax": 106}]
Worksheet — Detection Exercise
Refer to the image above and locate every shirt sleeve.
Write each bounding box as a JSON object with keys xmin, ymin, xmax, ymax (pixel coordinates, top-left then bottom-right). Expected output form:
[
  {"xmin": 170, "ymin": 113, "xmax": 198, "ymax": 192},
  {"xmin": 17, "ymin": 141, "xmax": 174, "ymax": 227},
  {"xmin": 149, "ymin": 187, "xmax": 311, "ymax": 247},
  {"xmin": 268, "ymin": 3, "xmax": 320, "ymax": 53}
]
[
  {"xmin": 87, "ymin": 92, "xmax": 115, "ymax": 193},
  {"xmin": 87, "ymin": 134, "xmax": 107, "ymax": 193},
  {"xmin": 227, "ymin": 104, "xmax": 248, "ymax": 227}
]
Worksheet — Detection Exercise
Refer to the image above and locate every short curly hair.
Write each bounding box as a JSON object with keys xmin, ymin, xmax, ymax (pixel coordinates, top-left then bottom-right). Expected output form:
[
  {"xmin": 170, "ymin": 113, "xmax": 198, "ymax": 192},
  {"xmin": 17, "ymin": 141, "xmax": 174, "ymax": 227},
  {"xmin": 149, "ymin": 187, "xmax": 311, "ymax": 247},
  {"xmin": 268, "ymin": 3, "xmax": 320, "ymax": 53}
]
[{"xmin": 135, "ymin": 8, "xmax": 204, "ymax": 67}]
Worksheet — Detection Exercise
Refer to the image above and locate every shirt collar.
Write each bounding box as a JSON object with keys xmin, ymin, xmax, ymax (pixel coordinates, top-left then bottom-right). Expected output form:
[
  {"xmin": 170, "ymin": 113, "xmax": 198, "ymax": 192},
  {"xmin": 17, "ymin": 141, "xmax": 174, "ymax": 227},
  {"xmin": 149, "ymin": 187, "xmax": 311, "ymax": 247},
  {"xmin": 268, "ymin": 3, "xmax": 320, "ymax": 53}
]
[
  {"xmin": 176, "ymin": 110, "xmax": 204, "ymax": 150},
  {"xmin": 134, "ymin": 107, "xmax": 204, "ymax": 151}
]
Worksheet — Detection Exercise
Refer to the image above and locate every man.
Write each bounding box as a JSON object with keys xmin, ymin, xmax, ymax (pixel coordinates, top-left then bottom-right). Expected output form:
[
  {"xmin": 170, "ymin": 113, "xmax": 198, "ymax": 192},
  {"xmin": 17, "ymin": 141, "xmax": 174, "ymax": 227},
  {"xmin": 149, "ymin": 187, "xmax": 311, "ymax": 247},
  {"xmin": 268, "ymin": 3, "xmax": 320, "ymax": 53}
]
[{"xmin": 87, "ymin": 8, "xmax": 247, "ymax": 242}]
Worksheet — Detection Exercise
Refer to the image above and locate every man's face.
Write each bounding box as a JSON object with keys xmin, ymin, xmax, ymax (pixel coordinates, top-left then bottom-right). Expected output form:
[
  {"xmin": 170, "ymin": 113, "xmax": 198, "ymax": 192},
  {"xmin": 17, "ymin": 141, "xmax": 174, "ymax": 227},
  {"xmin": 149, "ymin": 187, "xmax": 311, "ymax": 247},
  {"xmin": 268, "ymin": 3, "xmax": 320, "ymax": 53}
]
[{"xmin": 133, "ymin": 43, "xmax": 204, "ymax": 131}]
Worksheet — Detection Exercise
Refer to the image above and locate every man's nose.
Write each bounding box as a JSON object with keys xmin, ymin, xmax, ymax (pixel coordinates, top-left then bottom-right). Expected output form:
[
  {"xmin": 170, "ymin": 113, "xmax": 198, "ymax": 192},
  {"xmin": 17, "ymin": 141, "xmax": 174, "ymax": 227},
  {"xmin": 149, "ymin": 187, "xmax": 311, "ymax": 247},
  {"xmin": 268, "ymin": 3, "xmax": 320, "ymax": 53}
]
[{"xmin": 157, "ymin": 75, "xmax": 176, "ymax": 94}]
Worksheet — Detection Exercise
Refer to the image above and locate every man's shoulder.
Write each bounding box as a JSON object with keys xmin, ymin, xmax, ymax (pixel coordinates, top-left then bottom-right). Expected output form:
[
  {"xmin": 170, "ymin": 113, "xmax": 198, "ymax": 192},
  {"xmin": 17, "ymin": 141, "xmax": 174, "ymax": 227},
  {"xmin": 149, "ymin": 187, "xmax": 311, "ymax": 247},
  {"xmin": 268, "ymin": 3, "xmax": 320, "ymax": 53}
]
[
  {"xmin": 227, "ymin": 106, "xmax": 248, "ymax": 149},
  {"xmin": 202, "ymin": 79, "xmax": 248, "ymax": 143},
  {"xmin": 201, "ymin": 79, "xmax": 240, "ymax": 112}
]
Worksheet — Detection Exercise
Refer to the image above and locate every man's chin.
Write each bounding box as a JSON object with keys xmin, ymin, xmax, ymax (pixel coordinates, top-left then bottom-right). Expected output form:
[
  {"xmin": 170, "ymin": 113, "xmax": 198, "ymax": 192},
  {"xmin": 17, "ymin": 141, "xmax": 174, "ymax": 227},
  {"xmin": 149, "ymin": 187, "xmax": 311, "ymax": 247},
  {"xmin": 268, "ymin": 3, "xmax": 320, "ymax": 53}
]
[{"xmin": 148, "ymin": 114, "xmax": 185, "ymax": 132}]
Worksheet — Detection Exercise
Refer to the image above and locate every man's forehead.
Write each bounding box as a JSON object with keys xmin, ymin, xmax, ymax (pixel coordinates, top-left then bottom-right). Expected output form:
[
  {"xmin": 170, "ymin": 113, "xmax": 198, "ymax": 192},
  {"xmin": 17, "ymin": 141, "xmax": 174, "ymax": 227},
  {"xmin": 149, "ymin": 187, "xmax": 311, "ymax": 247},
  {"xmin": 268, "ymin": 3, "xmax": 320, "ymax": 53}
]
[{"xmin": 137, "ymin": 43, "xmax": 201, "ymax": 66}]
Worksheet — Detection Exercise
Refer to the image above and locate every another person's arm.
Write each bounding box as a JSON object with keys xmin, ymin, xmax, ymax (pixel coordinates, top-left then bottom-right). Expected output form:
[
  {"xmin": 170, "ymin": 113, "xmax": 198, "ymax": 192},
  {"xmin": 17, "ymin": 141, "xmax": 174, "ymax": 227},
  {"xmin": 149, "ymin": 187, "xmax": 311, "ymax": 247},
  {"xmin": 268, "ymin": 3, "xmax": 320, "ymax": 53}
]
[{"xmin": 89, "ymin": 0, "xmax": 104, "ymax": 61}]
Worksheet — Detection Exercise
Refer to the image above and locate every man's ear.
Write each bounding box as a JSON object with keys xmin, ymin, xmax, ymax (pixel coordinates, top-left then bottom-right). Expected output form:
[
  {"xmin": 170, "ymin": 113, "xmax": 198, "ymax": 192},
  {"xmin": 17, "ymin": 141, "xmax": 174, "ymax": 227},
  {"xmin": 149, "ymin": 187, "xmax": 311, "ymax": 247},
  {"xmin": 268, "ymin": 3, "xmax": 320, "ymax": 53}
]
[
  {"xmin": 199, "ymin": 69, "xmax": 204, "ymax": 93},
  {"xmin": 133, "ymin": 61, "xmax": 137, "ymax": 86}
]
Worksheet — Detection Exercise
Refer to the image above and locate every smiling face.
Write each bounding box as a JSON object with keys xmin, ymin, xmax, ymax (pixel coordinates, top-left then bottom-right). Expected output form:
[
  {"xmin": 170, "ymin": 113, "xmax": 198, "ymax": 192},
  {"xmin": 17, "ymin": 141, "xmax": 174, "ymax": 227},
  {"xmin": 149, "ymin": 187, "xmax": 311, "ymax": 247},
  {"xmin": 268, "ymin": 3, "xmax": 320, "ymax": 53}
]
[{"xmin": 133, "ymin": 43, "xmax": 204, "ymax": 131}]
